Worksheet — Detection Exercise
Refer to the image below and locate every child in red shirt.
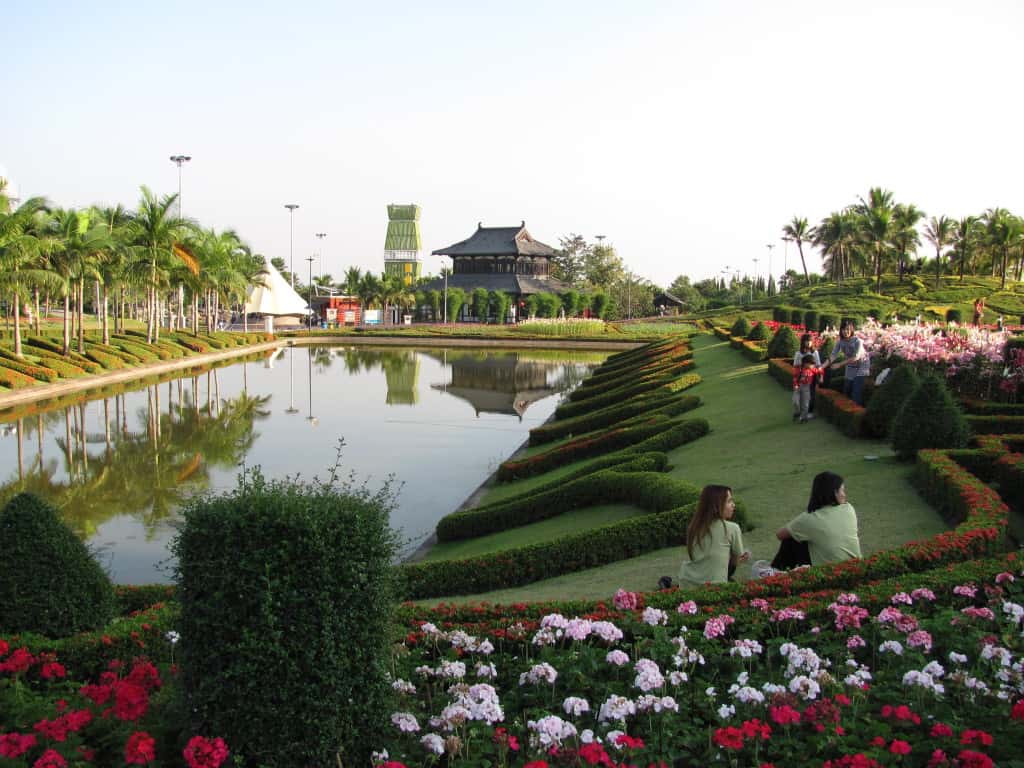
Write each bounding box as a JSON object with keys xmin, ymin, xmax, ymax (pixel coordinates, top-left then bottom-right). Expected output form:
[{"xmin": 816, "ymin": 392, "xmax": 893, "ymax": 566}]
[{"xmin": 793, "ymin": 354, "xmax": 824, "ymax": 423}]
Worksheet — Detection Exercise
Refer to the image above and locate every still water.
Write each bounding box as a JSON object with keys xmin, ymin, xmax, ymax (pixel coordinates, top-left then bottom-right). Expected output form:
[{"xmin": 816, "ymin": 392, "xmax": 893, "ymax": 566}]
[{"xmin": 0, "ymin": 345, "xmax": 607, "ymax": 583}]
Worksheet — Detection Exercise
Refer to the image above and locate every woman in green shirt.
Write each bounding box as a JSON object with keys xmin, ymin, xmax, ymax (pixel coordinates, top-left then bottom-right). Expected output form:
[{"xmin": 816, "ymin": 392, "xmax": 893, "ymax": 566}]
[
  {"xmin": 775, "ymin": 471, "xmax": 862, "ymax": 567},
  {"xmin": 678, "ymin": 485, "xmax": 749, "ymax": 586}
]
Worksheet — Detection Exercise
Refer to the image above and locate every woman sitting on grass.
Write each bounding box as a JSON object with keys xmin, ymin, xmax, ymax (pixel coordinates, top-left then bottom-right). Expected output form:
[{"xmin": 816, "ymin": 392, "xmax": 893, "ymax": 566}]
[
  {"xmin": 677, "ymin": 485, "xmax": 749, "ymax": 586},
  {"xmin": 772, "ymin": 471, "xmax": 861, "ymax": 570}
]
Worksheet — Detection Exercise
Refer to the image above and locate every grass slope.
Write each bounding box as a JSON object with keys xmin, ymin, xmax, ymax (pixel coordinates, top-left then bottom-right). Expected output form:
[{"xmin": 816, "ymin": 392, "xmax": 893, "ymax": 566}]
[{"xmin": 425, "ymin": 333, "xmax": 948, "ymax": 604}]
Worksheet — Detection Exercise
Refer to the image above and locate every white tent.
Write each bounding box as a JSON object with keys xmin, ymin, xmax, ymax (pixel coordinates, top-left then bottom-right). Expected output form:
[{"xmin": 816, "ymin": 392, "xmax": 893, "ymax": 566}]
[{"xmin": 244, "ymin": 262, "xmax": 309, "ymax": 317}]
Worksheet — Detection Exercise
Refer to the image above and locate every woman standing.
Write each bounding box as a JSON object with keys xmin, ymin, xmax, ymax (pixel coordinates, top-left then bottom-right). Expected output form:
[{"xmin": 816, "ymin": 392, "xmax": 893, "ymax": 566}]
[
  {"xmin": 678, "ymin": 485, "xmax": 749, "ymax": 586},
  {"xmin": 773, "ymin": 471, "xmax": 861, "ymax": 569},
  {"xmin": 828, "ymin": 319, "xmax": 871, "ymax": 406}
]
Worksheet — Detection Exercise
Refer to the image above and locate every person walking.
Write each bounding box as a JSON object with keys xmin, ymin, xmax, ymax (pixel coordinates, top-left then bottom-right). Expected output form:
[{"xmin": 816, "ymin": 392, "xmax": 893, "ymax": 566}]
[
  {"xmin": 792, "ymin": 333, "xmax": 822, "ymax": 417},
  {"xmin": 973, "ymin": 297, "xmax": 986, "ymax": 326}
]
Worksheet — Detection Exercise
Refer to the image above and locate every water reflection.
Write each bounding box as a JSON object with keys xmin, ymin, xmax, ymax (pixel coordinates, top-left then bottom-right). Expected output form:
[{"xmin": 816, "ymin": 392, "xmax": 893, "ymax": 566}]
[{"xmin": 0, "ymin": 344, "xmax": 605, "ymax": 582}]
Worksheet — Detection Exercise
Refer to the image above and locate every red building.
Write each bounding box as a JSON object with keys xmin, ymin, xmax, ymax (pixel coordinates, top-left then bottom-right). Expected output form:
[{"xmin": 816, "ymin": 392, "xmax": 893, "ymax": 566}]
[{"xmin": 311, "ymin": 296, "xmax": 362, "ymax": 326}]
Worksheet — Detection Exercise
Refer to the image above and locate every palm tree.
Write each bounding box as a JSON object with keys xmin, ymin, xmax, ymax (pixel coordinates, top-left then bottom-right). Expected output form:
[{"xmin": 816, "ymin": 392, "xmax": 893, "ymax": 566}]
[
  {"xmin": 356, "ymin": 273, "xmax": 383, "ymax": 324},
  {"xmin": 891, "ymin": 203, "xmax": 925, "ymax": 281},
  {"xmin": 952, "ymin": 216, "xmax": 980, "ymax": 281},
  {"xmin": 0, "ymin": 197, "xmax": 56, "ymax": 356},
  {"xmin": 781, "ymin": 217, "xmax": 811, "ymax": 285},
  {"xmin": 125, "ymin": 187, "xmax": 190, "ymax": 343},
  {"xmin": 47, "ymin": 208, "xmax": 111, "ymax": 354},
  {"xmin": 93, "ymin": 205, "xmax": 133, "ymax": 344},
  {"xmin": 982, "ymin": 208, "xmax": 1020, "ymax": 290},
  {"xmin": 855, "ymin": 188, "xmax": 895, "ymax": 293},
  {"xmin": 923, "ymin": 215, "xmax": 955, "ymax": 289},
  {"xmin": 344, "ymin": 266, "xmax": 363, "ymax": 296},
  {"xmin": 813, "ymin": 210, "xmax": 858, "ymax": 284}
]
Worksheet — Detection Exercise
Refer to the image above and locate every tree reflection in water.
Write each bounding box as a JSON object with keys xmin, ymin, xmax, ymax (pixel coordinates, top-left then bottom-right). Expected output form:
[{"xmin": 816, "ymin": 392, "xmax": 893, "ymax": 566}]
[{"xmin": 0, "ymin": 369, "xmax": 270, "ymax": 541}]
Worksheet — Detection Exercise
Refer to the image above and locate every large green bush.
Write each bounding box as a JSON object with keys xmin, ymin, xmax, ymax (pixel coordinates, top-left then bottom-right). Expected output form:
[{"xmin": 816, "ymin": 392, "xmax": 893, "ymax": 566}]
[
  {"xmin": 946, "ymin": 308, "xmax": 963, "ymax": 323},
  {"xmin": 864, "ymin": 364, "xmax": 920, "ymax": 437},
  {"xmin": 766, "ymin": 325, "xmax": 799, "ymax": 359},
  {"xmin": 802, "ymin": 310, "xmax": 819, "ymax": 332},
  {"xmin": 173, "ymin": 470, "xmax": 398, "ymax": 767},
  {"xmin": 730, "ymin": 316, "xmax": 751, "ymax": 337},
  {"xmin": 819, "ymin": 336, "xmax": 835, "ymax": 361},
  {"xmin": 747, "ymin": 322, "xmax": 770, "ymax": 341},
  {"xmin": 892, "ymin": 372, "xmax": 970, "ymax": 459},
  {"xmin": 0, "ymin": 493, "xmax": 116, "ymax": 637},
  {"xmin": 818, "ymin": 314, "xmax": 837, "ymax": 332},
  {"xmin": 789, "ymin": 308, "xmax": 804, "ymax": 326}
]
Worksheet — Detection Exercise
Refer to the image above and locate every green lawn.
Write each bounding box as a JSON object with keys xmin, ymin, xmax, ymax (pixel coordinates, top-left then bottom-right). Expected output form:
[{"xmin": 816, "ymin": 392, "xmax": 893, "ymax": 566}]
[{"xmin": 420, "ymin": 333, "xmax": 948, "ymax": 604}]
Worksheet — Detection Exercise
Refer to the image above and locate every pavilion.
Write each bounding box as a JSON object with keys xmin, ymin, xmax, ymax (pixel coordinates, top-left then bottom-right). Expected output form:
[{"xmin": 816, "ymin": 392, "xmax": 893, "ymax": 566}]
[{"xmin": 423, "ymin": 222, "xmax": 571, "ymax": 321}]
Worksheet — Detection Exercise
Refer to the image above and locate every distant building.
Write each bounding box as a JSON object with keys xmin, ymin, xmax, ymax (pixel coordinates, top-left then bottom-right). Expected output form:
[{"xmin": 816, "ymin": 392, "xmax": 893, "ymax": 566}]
[
  {"xmin": 383, "ymin": 204, "xmax": 423, "ymax": 286},
  {"xmin": 424, "ymin": 221, "xmax": 571, "ymax": 321}
]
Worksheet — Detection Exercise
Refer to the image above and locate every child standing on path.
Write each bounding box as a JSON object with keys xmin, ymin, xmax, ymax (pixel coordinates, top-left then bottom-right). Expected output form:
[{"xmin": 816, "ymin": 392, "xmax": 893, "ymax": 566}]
[
  {"xmin": 792, "ymin": 354, "xmax": 823, "ymax": 423},
  {"xmin": 791, "ymin": 333, "xmax": 821, "ymax": 416}
]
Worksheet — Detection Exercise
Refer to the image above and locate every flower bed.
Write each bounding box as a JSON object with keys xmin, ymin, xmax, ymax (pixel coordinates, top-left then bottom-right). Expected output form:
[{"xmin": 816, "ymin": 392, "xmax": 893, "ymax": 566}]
[{"xmin": 380, "ymin": 558, "xmax": 1024, "ymax": 766}]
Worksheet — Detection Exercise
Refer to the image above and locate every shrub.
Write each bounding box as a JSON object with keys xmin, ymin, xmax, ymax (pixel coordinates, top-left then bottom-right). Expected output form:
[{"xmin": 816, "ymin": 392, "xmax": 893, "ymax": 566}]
[
  {"xmin": 173, "ymin": 470, "xmax": 398, "ymax": 767},
  {"xmin": 530, "ymin": 389, "xmax": 701, "ymax": 445},
  {"xmin": 0, "ymin": 363, "xmax": 41, "ymax": 389},
  {"xmin": 965, "ymin": 414, "xmax": 1024, "ymax": 434},
  {"xmin": 802, "ymin": 310, "xmax": 818, "ymax": 332},
  {"xmin": 819, "ymin": 336, "xmax": 835, "ymax": 360},
  {"xmin": 0, "ymin": 493, "xmax": 116, "ymax": 636},
  {"xmin": 864, "ymin": 364, "xmax": 920, "ymax": 437},
  {"xmin": 892, "ymin": 371, "xmax": 970, "ymax": 459},
  {"xmin": 747, "ymin": 322, "xmax": 770, "ymax": 341},
  {"xmin": 730, "ymin": 316, "xmax": 751, "ymax": 337},
  {"xmin": 766, "ymin": 325, "xmax": 799, "ymax": 359},
  {"xmin": 772, "ymin": 306, "xmax": 789, "ymax": 322},
  {"xmin": 85, "ymin": 348, "xmax": 128, "ymax": 369},
  {"xmin": 24, "ymin": 339, "xmax": 103, "ymax": 373},
  {"xmin": 555, "ymin": 361, "xmax": 695, "ymax": 418},
  {"xmin": 867, "ymin": 307, "xmax": 882, "ymax": 322},
  {"xmin": 946, "ymin": 307, "xmax": 963, "ymax": 323},
  {"xmin": 788, "ymin": 308, "xmax": 803, "ymax": 326},
  {"xmin": 0, "ymin": 353, "xmax": 59, "ymax": 382},
  {"xmin": 818, "ymin": 314, "xmax": 836, "ymax": 332}
]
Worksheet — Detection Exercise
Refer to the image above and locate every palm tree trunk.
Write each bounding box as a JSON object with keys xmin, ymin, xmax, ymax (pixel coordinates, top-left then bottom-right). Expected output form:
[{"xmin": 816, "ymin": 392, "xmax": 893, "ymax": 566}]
[
  {"xmin": 13, "ymin": 287, "xmax": 22, "ymax": 357},
  {"xmin": 77, "ymin": 280, "xmax": 85, "ymax": 354},
  {"xmin": 62, "ymin": 292, "xmax": 71, "ymax": 356},
  {"xmin": 1001, "ymin": 249, "xmax": 1008, "ymax": 290},
  {"xmin": 875, "ymin": 247, "xmax": 883, "ymax": 294},
  {"xmin": 192, "ymin": 293, "xmax": 199, "ymax": 335},
  {"xmin": 102, "ymin": 285, "xmax": 110, "ymax": 345},
  {"xmin": 33, "ymin": 288, "xmax": 40, "ymax": 335},
  {"xmin": 796, "ymin": 242, "xmax": 809, "ymax": 285},
  {"xmin": 935, "ymin": 246, "xmax": 942, "ymax": 289}
]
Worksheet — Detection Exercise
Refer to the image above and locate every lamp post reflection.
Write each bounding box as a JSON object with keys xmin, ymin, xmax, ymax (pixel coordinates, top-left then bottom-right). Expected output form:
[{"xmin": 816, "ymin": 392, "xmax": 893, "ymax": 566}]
[
  {"xmin": 306, "ymin": 347, "xmax": 317, "ymax": 426},
  {"xmin": 285, "ymin": 347, "xmax": 299, "ymax": 414}
]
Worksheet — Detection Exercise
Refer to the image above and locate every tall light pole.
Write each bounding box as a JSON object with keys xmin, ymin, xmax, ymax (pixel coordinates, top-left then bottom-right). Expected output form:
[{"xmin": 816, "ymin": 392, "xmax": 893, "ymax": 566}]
[
  {"xmin": 169, "ymin": 155, "xmax": 191, "ymax": 217},
  {"xmin": 782, "ymin": 236, "xmax": 792, "ymax": 290},
  {"xmin": 315, "ymin": 232, "xmax": 327, "ymax": 283},
  {"xmin": 284, "ymin": 204, "xmax": 300, "ymax": 287},
  {"xmin": 442, "ymin": 262, "xmax": 449, "ymax": 323},
  {"xmin": 752, "ymin": 257, "xmax": 759, "ymax": 303},
  {"xmin": 306, "ymin": 255, "xmax": 315, "ymax": 329},
  {"xmin": 766, "ymin": 244, "xmax": 775, "ymax": 294}
]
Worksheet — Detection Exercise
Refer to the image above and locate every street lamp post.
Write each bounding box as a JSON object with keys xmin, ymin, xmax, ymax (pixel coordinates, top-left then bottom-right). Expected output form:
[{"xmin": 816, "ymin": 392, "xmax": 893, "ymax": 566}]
[
  {"xmin": 442, "ymin": 266, "xmax": 449, "ymax": 323},
  {"xmin": 766, "ymin": 244, "xmax": 775, "ymax": 294},
  {"xmin": 782, "ymin": 236, "xmax": 792, "ymax": 290},
  {"xmin": 752, "ymin": 257, "xmax": 759, "ymax": 303},
  {"xmin": 284, "ymin": 204, "xmax": 300, "ymax": 287},
  {"xmin": 315, "ymin": 232, "xmax": 327, "ymax": 283},
  {"xmin": 169, "ymin": 155, "xmax": 191, "ymax": 217},
  {"xmin": 306, "ymin": 256, "xmax": 315, "ymax": 330}
]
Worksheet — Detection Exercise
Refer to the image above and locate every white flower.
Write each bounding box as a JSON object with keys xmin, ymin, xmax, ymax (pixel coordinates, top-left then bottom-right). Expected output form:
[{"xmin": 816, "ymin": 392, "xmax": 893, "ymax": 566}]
[
  {"xmin": 981, "ymin": 645, "xmax": 1013, "ymax": 666},
  {"xmin": 420, "ymin": 622, "xmax": 441, "ymax": 636},
  {"xmin": 788, "ymin": 675, "xmax": 821, "ymax": 700},
  {"xmin": 371, "ymin": 749, "xmax": 389, "ymax": 763},
  {"xmin": 717, "ymin": 703, "xmax": 736, "ymax": 719},
  {"xmin": 591, "ymin": 620, "xmax": 624, "ymax": 643},
  {"xmin": 948, "ymin": 651, "xmax": 969, "ymax": 665},
  {"xmin": 391, "ymin": 712, "xmax": 420, "ymax": 733},
  {"xmin": 519, "ymin": 662, "xmax": 558, "ymax": 686},
  {"xmin": 761, "ymin": 682, "xmax": 786, "ymax": 695},
  {"xmin": 436, "ymin": 660, "xmax": 467, "ymax": 679},
  {"xmin": 414, "ymin": 665, "xmax": 435, "ymax": 678},
  {"xmin": 879, "ymin": 640, "xmax": 904, "ymax": 656},
  {"xmin": 454, "ymin": 683, "xmax": 504, "ymax": 724},
  {"xmin": 606, "ymin": 650, "xmax": 630, "ymax": 666},
  {"xmin": 565, "ymin": 618, "xmax": 593, "ymax": 641},
  {"xmin": 438, "ymin": 704, "xmax": 471, "ymax": 730},
  {"xmin": 541, "ymin": 613, "xmax": 569, "ymax": 629},
  {"xmin": 563, "ymin": 696, "xmax": 591, "ymax": 717},
  {"xmin": 532, "ymin": 627, "xmax": 559, "ymax": 646},
  {"xmin": 165, "ymin": 631, "xmax": 180, "ymax": 645},
  {"xmin": 705, "ymin": 686, "xmax": 716, "ymax": 698},
  {"xmin": 634, "ymin": 658, "xmax": 665, "ymax": 692},
  {"xmin": 730, "ymin": 639, "xmax": 764, "ymax": 658},
  {"xmin": 669, "ymin": 671, "xmax": 689, "ymax": 685},
  {"xmin": 391, "ymin": 679, "xmax": 416, "ymax": 695},
  {"xmin": 636, "ymin": 694, "xmax": 679, "ymax": 713},
  {"xmin": 730, "ymin": 685, "xmax": 765, "ymax": 705},
  {"xmin": 527, "ymin": 715, "xmax": 577, "ymax": 749},
  {"xmin": 420, "ymin": 734, "xmax": 444, "ymax": 755},
  {"xmin": 477, "ymin": 639, "xmax": 495, "ymax": 655},
  {"xmin": 580, "ymin": 729, "xmax": 598, "ymax": 744},
  {"xmin": 598, "ymin": 694, "xmax": 636, "ymax": 722},
  {"xmin": 475, "ymin": 662, "xmax": 497, "ymax": 679},
  {"xmin": 642, "ymin": 607, "xmax": 668, "ymax": 626}
]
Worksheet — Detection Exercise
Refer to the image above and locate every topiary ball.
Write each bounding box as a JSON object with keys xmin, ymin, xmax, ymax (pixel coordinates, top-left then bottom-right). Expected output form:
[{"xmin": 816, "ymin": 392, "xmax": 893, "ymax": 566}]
[
  {"xmin": 864, "ymin": 364, "xmax": 920, "ymax": 438},
  {"xmin": 767, "ymin": 325, "xmax": 800, "ymax": 360},
  {"xmin": 731, "ymin": 316, "xmax": 752, "ymax": 337},
  {"xmin": 891, "ymin": 371, "xmax": 970, "ymax": 460},
  {"xmin": 747, "ymin": 322, "xmax": 770, "ymax": 341},
  {"xmin": 0, "ymin": 493, "xmax": 116, "ymax": 637}
]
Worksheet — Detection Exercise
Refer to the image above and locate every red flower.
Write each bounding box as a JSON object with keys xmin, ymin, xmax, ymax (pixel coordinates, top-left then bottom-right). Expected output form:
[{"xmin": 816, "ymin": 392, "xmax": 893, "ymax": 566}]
[
  {"xmin": 769, "ymin": 705, "xmax": 801, "ymax": 725},
  {"xmin": 0, "ymin": 639, "xmax": 9, "ymax": 657},
  {"xmin": 713, "ymin": 727, "xmax": 745, "ymax": 750},
  {"xmin": 927, "ymin": 750, "xmax": 949, "ymax": 767},
  {"xmin": 524, "ymin": 762, "xmax": 550, "ymax": 768},
  {"xmin": 740, "ymin": 719, "xmax": 772, "ymax": 741},
  {"xmin": 125, "ymin": 731, "xmax": 156, "ymax": 765},
  {"xmin": 114, "ymin": 681, "xmax": 149, "ymax": 721},
  {"xmin": 127, "ymin": 660, "xmax": 161, "ymax": 693},
  {"xmin": 1012, "ymin": 699, "xmax": 1024, "ymax": 721},
  {"xmin": 80, "ymin": 682, "xmax": 113, "ymax": 706},
  {"xmin": 0, "ymin": 733, "xmax": 37, "ymax": 759},
  {"xmin": 930, "ymin": 723, "xmax": 953, "ymax": 738},
  {"xmin": 39, "ymin": 662, "xmax": 66, "ymax": 680},
  {"xmin": 960, "ymin": 730, "xmax": 993, "ymax": 747},
  {"xmin": 889, "ymin": 740, "xmax": 912, "ymax": 755},
  {"xmin": 0, "ymin": 647, "xmax": 33, "ymax": 674},
  {"xmin": 956, "ymin": 751, "xmax": 993, "ymax": 768},
  {"xmin": 32, "ymin": 750, "xmax": 67, "ymax": 768},
  {"xmin": 579, "ymin": 743, "xmax": 612, "ymax": 766},
  {"xmin": 615, "ymin": 733, "xmax": 645, "ymax": 750},
  {"xmin": 183, "ymin": 736, "xmax": 230, "ymax": 768},
  {"xmin": 377, "ymin": 763, "xmax": 408, "ymax": 768},
  {"xmin": 870, "ymin": 736, "xmax": 887, "ymax": 748}
]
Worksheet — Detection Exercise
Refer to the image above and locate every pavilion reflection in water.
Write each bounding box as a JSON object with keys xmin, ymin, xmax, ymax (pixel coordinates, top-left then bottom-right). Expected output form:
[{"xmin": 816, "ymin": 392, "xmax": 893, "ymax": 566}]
[{"xmin": 427, "ymin": 351, "xmax": 582, "ymax": 419}]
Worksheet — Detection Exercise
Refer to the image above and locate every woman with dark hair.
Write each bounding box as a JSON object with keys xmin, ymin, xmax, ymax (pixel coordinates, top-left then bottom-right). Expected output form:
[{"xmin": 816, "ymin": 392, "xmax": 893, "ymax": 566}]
[
  {"xmin": 828, "ymin": 319, "xmax": 870, "ymax": 405},
  {"xmin": 771, "ymin": 471, "xmax": 861, "ymax": 570},
  {"xmin": 677, "ymin": 485, "xmax": 749, "ymax": 586}
]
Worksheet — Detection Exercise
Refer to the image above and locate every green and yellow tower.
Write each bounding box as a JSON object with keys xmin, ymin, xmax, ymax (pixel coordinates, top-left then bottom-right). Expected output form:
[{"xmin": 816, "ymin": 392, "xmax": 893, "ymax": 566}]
[{"xmin": 383, "ymin": 204, "xmax": 423, "ymax": 286}]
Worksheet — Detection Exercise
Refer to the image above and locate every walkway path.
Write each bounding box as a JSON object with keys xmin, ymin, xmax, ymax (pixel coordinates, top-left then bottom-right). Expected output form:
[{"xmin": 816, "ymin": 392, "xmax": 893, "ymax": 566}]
[{"xmin": 429, "ymin": 334, "xmax": 948, "ymax": 603}]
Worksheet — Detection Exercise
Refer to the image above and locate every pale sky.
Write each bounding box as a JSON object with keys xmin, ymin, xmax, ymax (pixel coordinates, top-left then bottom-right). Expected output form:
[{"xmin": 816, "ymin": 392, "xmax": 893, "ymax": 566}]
[{"xmin": 3, "ymin": 0, "xmax": 1022, "ymax": 288}]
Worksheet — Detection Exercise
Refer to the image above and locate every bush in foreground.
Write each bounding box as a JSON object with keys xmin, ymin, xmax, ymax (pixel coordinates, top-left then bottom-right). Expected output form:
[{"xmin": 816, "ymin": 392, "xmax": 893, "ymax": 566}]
[
  {"xmin": 173, "ymin": 468, "xmax": 399, "ymax": 767},
  {"xmin": 0, "ymin": 493, "xmax": 116, "ymax": 636}
]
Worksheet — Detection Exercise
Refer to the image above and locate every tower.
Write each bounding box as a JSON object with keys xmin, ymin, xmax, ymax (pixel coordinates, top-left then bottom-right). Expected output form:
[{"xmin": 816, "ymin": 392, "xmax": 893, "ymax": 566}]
[{"xmin": 383, "ymin": 204, "xmax": 423, "ymax": 286}]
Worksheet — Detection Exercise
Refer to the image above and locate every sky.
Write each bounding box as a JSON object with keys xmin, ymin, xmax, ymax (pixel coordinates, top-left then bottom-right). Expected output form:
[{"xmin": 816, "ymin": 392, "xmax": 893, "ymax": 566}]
[{"xmin": 3, "ymin": 0, "xmax": 1023, "ymax": 288}]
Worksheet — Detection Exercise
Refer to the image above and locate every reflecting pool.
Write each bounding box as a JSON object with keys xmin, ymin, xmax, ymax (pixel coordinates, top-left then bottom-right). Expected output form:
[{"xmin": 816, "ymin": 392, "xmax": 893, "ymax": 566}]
[{"xmin": 0, "ymin": 345, "xmax": 607, "ymax": 583}]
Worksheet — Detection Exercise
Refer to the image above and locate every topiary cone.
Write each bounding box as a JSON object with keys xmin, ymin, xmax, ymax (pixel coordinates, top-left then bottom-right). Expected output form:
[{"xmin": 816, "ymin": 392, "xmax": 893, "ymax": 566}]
[
  {"xmin": 0, "ymin": 492, "xmax": 116, "ymax": 636},
  {"xmin": 891, "ymin": 371, "xmax": 970, "ymax": 460},
  {"xmin": 865, "ymin": 364, "xmax": 920, "ymax": 438}
]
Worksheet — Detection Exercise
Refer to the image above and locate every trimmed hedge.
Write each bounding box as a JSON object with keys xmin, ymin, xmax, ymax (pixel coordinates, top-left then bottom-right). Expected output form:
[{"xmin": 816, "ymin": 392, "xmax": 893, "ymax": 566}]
[
  {"xmin": 993, "ymin": 451, "xmax": 1024, "ymax": 512},
  {"xmin": 802, "ymin": 310, "xmax": 818, "ymax": 333},
  {"xmin": 436, "ymin": 469, "xmax": 702, "ymax": 542},
  {"xmin": 965, "ymin": 414, "xmax": 1024, "ymax": 434},
  {"xmin": 173, "ymin": 471, "xmax": 397, "ymax": 767},
  {"xmin": 0, "ymin": 351, "xmax": 59, "ymax": 382},
  {"xmin": 747, "ymin": 322, "xmax": 770, "ymax": 341},
  {"xmin": 529, "ymin": 384, "xmax": 701, "ymax": 446},
  {"xmin": 0, "ymin": 364, "xmax": 39, "ymax": 389},
  {"xmin": 892, "ymin": 371, "xmax": 970, "ymax": 459},
  {"xmin": 24, "ymin": 338, "xmax": 104, "ymax": 373},
  {"xmin": 766, "ymin": 325, "xmax": 799, "ymax": 359},
  {"xmin": 574, "ymin": 348, "xmax": 692, "ymax": 394},
  {"xmin": 402, "ymin": 499, "xmax": 750, "ymax": 599},
  {"xmin": 960, "ymin": 399, "xmax": 1024, "ymax": 415},
  {"xmin": 555, "ymin": 360, "xmax": 695, "ymax": 418},
  {"xmin": 768, "ymin": 359, "xmax": 868, "ymax": 437},
  {"xmin": 730, "ymin": 336, "xmax": 767, "ymax": 363},
  {"xmin": 0, "ymin": 493, "xmax": 117, "ymax": 637},
  {"xmin": 864, "ymin": 364, "xmax": 919, "ymax": 437},
  {"xmin": 818, "ymin": 314, "xmax": 837, "ymax": 332},
  {"xmin": 84, "ymin": 347, "xmax": 128, "ymax": 370},
  {"xmin": 789, "ymin": 308, "xmax": 803, "ymax": 326}
]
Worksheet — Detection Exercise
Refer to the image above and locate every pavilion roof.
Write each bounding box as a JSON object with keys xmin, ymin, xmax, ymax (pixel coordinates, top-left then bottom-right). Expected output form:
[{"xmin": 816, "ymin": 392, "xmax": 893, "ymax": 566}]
[
  {"xmin": 418, "ymin": 273, "xmax": 572, "ymax": 295},
  {"xmin": 432, "ymin": 222, "xmax": 557, "ymax": 258}
]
